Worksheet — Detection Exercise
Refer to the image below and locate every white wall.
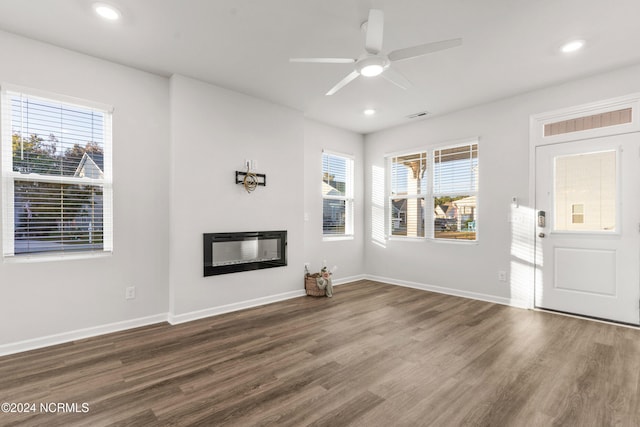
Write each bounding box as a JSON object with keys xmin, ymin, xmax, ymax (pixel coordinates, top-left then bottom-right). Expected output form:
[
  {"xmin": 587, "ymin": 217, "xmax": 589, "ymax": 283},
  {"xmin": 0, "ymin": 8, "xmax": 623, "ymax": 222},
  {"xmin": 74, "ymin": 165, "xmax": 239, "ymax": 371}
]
[
  {"xmin": 303, "ymin": 119, "xmax": 364, "ymax": 281},
  {"xmin": 364, "ymin": 62, "xmax": 640, "ymax": 307},
  {"xmin": 168, "ymin": 75, "xmax": 305, "ymax": 321},
  {"xmin": 0, "ymin": 31, "xmax": 170, "ymax": 352}
]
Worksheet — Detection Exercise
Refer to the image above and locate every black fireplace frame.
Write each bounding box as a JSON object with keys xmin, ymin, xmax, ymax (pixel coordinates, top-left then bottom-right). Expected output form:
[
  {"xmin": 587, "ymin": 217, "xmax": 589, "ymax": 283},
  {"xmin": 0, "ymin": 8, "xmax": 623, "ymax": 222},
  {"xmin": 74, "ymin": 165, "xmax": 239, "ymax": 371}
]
[{"xmin": 203, "ymin": 230, "xmax": 287, "ymax": 276}]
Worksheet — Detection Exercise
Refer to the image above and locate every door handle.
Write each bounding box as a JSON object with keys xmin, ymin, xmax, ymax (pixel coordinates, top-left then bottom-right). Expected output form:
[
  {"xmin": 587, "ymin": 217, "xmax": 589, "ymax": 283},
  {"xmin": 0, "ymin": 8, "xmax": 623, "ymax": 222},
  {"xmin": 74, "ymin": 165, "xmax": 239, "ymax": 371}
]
[{"xmin": 538, "ymin": 232, "xmax": 545, "ymax": 238}]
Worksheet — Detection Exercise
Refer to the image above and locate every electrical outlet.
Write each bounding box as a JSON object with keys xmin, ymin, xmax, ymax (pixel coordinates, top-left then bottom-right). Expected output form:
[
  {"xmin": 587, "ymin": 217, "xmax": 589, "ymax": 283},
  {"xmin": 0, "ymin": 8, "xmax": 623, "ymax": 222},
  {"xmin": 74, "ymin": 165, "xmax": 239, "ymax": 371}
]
[
  {"xmin": 125, "ymin": 286, "xmax": 136, "ymax": 300},
  {"xmin": 498, "ymin": 271, "xmax": 507, "ymax": 282}
]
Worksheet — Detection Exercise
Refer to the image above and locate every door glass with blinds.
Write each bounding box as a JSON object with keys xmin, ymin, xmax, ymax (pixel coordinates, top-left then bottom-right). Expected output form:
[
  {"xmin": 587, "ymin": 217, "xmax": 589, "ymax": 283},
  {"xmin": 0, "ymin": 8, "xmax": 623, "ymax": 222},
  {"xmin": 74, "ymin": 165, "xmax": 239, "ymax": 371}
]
[
  {"xmin": 432, "ymin": 142, "xmax": 478, "ymax": 240},
  {"xmin": 1, "ymin": 87, "xmax": 113, "ymax": 257},
  {"xmin": 554, "ymin": 150, "xmax": 616, "ymax": 232},
  {"xmin": 322, "ymin": 151, "xmax": 354, "ymax": 237},
  {"xmin": 389, "ymin": 152, "xmax": 427, "ymax": 237}
]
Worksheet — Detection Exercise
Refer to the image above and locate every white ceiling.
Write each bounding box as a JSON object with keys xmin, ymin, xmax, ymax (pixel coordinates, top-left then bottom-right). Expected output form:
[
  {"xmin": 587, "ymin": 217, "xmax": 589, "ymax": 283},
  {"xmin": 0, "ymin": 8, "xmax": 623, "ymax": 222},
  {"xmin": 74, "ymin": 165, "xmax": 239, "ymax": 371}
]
[{"xmin": 1, "ymin": 0, "xmax": 639, "ymax": 134}]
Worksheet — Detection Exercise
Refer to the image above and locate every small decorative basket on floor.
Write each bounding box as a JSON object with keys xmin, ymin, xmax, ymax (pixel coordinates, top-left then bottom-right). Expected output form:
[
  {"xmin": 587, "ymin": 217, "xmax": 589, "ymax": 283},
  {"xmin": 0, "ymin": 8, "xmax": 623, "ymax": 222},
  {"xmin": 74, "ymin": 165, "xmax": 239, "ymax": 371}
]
[{"xmin": 305, "ymin": 273, "xmax": 326, "ymax": 297}]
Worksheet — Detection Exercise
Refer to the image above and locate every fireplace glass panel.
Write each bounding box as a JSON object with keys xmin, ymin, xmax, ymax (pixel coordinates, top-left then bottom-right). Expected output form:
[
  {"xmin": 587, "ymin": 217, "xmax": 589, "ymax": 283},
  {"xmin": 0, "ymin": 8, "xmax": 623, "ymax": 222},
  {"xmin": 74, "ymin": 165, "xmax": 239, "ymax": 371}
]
[
  {"xmin": 203, "ymin": 230, "xmax": 287, "ymax": 276},
  {"xmin": 211, "ymin": 238, "xmax": 281, "ymax": 266}
]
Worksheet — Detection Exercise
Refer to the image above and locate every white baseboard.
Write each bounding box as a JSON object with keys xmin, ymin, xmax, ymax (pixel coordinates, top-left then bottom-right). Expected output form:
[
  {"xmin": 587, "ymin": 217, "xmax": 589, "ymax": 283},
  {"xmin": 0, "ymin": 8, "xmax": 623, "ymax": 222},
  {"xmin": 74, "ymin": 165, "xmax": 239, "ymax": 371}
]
[
  {"xmin": 0, "ymin": 313, "xmax": 168, "ymax": 357},
  {"xmin": 333, "ymin": 274, "xmax": 367, "ymax": 286},
  {"xmin": 168, "ymin": 276, "xmax": 368, "ymax": 325},
  {"xmin": 167, "ymin": 289, "xmax": 306, "ymax": 325},
  {"xmin": 363, "ymin": 274, "xmax": 530, "ymax": 309}
]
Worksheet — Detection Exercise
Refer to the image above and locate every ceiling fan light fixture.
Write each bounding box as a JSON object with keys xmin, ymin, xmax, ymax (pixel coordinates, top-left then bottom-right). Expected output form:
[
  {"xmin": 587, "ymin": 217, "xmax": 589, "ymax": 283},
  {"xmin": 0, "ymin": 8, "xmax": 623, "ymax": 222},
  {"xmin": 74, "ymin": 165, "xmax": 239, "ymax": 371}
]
[
  {"xmin": 361, "ymin": 64, "xmax": 384, "ymax": 77},
  {"xmin": 356, "ymin": 55, "xmax": 388, "ymax": 77}
]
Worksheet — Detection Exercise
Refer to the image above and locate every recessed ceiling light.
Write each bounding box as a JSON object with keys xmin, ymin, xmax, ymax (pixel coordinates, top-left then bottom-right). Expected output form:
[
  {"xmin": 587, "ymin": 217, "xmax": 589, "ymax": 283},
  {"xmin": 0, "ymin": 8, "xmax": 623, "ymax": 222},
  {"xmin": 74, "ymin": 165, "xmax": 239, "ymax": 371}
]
[
  {"xmin": 94, "ymin": 3, "xmax": 121, "ymax": 21},
  {"xmin": 561, "ymin": 39, "xmax": 585, "ymax": 53},
  {"xmin": 363, "ymin": 109, "xmax": 376, "ymax": 116}
]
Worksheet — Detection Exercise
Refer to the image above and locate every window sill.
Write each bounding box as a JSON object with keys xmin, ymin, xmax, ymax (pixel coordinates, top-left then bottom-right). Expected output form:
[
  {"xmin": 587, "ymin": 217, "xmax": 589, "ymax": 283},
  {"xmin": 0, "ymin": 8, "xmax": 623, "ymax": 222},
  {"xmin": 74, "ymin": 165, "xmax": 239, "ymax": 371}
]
[
  {"xmin": 388, "ymin": 236, "xmax": 425, "ymax": 242},
  {"xmin": 431, "ymin": 238, "xmax": 479, "ymax": 245},
  {"xmin": 387, "ymin": 236, "xmax": 479, "ymax": 245},
  {"xmin": 4, "ymin": 251, "xmax": 113, "ymax": 264},
  {"xmin": 322, "ymin": 235, "xmax": 354, "ymax": 242}
]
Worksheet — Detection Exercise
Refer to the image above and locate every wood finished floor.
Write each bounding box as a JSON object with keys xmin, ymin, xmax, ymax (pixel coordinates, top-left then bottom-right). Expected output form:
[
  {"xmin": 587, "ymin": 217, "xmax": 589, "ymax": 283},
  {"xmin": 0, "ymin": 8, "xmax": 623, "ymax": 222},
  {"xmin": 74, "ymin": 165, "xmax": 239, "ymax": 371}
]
[{"xmin": 1, "ymin": 280, "xmax": 640, "ymax": 426}]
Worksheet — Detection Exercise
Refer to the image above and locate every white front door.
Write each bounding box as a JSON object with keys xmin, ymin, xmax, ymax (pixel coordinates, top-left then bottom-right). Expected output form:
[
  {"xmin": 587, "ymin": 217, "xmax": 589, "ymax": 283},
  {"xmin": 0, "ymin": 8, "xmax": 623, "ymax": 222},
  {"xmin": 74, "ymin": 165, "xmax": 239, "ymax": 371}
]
[{"xmin": 535, "ymin": 133, "xmax": 640, "ymax": 325}]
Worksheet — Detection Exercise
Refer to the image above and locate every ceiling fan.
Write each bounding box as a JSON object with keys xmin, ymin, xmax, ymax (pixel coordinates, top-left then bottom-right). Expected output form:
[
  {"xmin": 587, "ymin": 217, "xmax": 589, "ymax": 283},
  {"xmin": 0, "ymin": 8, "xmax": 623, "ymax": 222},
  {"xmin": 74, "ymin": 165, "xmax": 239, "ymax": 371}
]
[{"xmin": 290, "ymin": 9, "xmax": 462, "ymax": 96}]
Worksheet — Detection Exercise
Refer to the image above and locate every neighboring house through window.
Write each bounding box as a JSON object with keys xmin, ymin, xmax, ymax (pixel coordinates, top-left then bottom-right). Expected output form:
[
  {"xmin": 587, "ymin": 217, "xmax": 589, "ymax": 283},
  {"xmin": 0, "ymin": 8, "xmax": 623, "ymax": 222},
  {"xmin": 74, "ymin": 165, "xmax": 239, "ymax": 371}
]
[
  {"xmin": 388, "ymin": 139, "xmax": 478, "ymax": 241},
  {"xmin": 322, "ymin": 151, "xmax": 354, "ymax": 238},
  {"xmin": 1, "ymin": 86, "xmax": 113, "ymax": 258}
]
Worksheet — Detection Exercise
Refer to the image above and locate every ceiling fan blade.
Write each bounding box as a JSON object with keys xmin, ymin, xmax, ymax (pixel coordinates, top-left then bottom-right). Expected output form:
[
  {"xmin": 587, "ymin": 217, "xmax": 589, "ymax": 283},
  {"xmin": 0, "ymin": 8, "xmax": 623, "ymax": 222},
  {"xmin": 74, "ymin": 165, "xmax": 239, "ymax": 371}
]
[
  {"xmin": 326, "ymin": 70, "xmax": 360, "ymax": 96},
  {"xmin": 388, "ymin": 38, "xmax": 462, "ymax": 62},
  {"xmin": 365, "ymin": 9, "xmax": 384, "ymax": 54},
  {"xmin": 290, "ymin": 57, "xmax": 356, "ymax": 64},
  {"xmin": 381, "ymin": 68, "xmax": 413, "ymax": 90}
]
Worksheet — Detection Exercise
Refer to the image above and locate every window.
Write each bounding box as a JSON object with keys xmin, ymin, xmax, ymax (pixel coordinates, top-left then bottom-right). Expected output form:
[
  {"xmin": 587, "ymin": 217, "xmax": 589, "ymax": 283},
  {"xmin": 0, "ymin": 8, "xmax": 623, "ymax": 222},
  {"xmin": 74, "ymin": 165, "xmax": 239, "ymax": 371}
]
[
  {"xmin": 389, "ymin": 152, "xmax": 427, "ymax": 237},
  {"xmin": 432, "ymin": 142, "xmax": 478, "ymax": 240},
  {"xmin": 322, "ymin": 151, "xmax": 354, "ymax": 237},
  {"xmin": 554, "ymin": 150, "xmax": 615, "ymax": 232},
  {"xmin": 1, "ymin": 87, "xmax": 113, "ymax": 258},
  {"xmin": 388, "ymin": 140, "xmax": 478, "ymax": 241},
  {"xmin": 571, "ymin": 204, "xmax": 585, "ymax": 224}
]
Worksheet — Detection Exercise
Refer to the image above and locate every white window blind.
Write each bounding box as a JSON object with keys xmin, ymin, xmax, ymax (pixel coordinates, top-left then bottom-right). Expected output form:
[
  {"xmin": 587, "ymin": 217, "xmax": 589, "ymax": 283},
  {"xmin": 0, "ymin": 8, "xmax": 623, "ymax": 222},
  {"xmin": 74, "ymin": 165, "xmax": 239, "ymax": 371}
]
[
  {"xmin": 322, "ymin": 151, "xmax": 354, "ymax": 237},
  {"xmin": 1, "ymin": 88, "xmax": 113, "ymax": 257},
  {"xmin": 389, "ymin": 152, "xmax": 427, "ymax": 237},
  {"xmin": 432, "ymin": 142, "xmax": 478, "ymax": 240}
]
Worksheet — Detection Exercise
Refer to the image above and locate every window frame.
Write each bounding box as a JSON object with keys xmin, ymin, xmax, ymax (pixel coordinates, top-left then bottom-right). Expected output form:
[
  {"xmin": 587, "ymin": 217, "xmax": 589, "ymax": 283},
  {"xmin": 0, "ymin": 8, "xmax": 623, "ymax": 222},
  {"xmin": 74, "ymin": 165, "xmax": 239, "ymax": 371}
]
[
  {"xmin": 1, "ymin": 84, "xmax": 113, "ymax": 261},
  {"xmin": 322, "ymin": 150, "xmax": 354, "ymax": 240},
  {"xmin": 386, "ymin": 138, "xmax": 479, "ymax": 243}
]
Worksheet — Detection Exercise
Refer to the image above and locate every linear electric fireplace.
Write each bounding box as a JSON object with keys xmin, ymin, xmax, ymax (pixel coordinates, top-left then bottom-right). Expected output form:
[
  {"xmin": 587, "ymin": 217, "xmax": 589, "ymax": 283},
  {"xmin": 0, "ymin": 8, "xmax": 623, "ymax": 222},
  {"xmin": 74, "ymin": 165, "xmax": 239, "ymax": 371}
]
[{"xmin": 203, "ymin": 230, "xmax": 287, "ymax": 276}]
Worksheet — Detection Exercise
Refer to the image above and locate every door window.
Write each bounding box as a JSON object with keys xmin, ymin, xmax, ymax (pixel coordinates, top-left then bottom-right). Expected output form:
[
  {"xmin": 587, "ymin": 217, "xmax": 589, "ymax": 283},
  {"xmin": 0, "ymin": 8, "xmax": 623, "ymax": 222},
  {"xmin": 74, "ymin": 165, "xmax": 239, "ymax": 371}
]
[{"xmin": 554, "ymin": 150, "xmax": 616, "ymax": 232}]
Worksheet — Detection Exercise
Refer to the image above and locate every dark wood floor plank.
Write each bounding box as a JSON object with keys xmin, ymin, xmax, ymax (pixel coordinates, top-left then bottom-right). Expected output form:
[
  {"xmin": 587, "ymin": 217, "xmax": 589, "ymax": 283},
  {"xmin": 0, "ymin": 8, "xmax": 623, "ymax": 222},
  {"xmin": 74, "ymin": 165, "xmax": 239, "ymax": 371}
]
[
  {"xmin": 306, "ymin": 391, "xmax": 385, "ymax": 427},
  {"xmin": 1, "ymin": 280, "xmax": 640, "ymax": 426}
]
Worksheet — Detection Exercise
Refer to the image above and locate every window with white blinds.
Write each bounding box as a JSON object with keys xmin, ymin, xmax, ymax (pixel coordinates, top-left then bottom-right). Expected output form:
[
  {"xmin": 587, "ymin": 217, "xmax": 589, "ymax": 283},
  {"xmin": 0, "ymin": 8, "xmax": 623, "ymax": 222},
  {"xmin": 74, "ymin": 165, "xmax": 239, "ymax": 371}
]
[
  {"xmin": 432, "ymin": 142, "xmax": 478, "ymax": 240},
  {"xmin": 322, "ymin": 151, "xmax": 354, "ymax": 237},
  {"xmin": 387, "ymin": 140, "xmax": 478, "ymax": 241},
  {"xmin": 1, "ymin": 87, "xmax": 113, "ymax": 258},
  {"xmin": 389, "ymin": 152, "xmax": 427, "ymax": 238}
]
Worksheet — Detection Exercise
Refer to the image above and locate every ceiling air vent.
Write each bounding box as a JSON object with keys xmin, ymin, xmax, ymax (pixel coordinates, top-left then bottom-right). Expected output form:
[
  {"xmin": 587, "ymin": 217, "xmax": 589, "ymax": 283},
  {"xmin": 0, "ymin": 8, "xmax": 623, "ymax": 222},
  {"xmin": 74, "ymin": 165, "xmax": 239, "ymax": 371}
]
[{"xmin": 406, "ymin": 111, "xmax": 429, "ymax": 119}]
